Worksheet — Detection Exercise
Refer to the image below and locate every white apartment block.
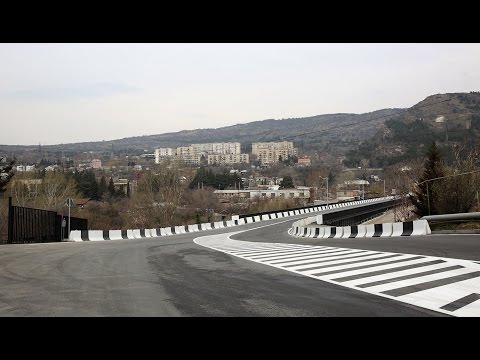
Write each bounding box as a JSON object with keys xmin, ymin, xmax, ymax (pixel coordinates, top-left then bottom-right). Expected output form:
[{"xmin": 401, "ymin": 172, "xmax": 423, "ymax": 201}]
[
  {"xmin": 251, "ymin": 141, "xmax": 298, "ymax": 164},
  {"xmin": 191, "ymin": 142, "xmax": 241, "ymax": 155},
  {"xmin": 155, "ymin": 148, "xmax": 175, "ymax": 163},
  {"xmin": 207, "ymin": 153, "xmax": 249, "ymax": 165},
  {"xmin": 156, "ymin": 142, "xmax": 242, "ymax": 165},
  {"xmin": 172, "ymin": 154, "xmax": 202, "ymax": 165}
]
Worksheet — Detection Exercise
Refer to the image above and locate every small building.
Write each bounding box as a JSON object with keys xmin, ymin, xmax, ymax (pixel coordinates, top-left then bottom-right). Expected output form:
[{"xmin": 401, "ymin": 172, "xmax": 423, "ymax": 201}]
[
  {"xmin": 90, "ymin": 159, "xmax": 102, "ymax": 169},
  {"xmin": 297, "ymin": 156, "xmax": 311, "ymax": 166}
]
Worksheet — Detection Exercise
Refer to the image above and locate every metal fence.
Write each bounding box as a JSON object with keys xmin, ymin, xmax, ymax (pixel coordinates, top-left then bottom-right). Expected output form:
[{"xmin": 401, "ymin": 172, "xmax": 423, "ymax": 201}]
[{"xmin": 3, "ymin": 197, "xmax": 88, "ymax": 244}]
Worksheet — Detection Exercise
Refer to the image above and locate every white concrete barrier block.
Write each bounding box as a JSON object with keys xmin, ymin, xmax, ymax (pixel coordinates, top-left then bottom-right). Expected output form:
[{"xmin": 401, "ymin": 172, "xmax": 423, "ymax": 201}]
[
  {"xmin": 164, "ymin": 227, "xmax": 173, "ymax": 235},
  {"xmin": 322, "ymin": 227, "xmax": 332, "ymax": 238},
  {"xmin": 391, "ymin": 222, "xmax": 404, "ymax": 237},
  {"xmin": 133, "ymin": 229, "xmax": 143, "ymax": 239},
  {"xmin": 88, "ymin": 230, "xmax": 105, "ymax": 241},
  {"xmin": 365, "ymin": 224, "xmax": 376, "ymax": 238},
  {"xmin": 412, "ymin": 220, "xmax": 431, "ymax": 236},
  {"xmin": 188, "ymin": 224, "xmax": 198, "ymax": 232},
  {"xmin": 356, "ymin": 225, "xmax": 367, "ymax": 238},
  {"xmin": 160, "ymin": 228, "xmax": 167, "ymax": 236},
  {"xmin": 69, "ymin": 230, "xmax": 83, "ymax": 242},
  {"xmin": 381, "ymin": 223, "xmax": 393, "ymax": 237},
  {"xmin": 261, "ymin": 214, "xmax": 270, "ymax": 221},
  {"xmin": 126, "ymin": 229, "xmax": 136, "ymax": 239},
  {"xmin": 333, "ymin": 227, "xmax": 344, "ymax": 238},
  {"xmin": 342, "ymin": 226, "xmax": 352, "ymax": 238},
  {"xmin": 175, "ymin": 226, "xmax": 185, "ymax": 234},
  {"xmin": 109, "ymin": 230, "xmax": 123, "ymax": 240}
]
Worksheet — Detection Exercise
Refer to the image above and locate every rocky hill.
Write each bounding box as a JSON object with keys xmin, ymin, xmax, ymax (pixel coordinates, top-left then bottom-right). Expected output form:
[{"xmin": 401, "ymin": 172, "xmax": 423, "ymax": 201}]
[
  {"xmin": 2, "ymin": 92, "xmax": 479, "ymax": 168},
  {"xmin": 343, "ymin": 92, "xmax": 480, "ymax": 167}
]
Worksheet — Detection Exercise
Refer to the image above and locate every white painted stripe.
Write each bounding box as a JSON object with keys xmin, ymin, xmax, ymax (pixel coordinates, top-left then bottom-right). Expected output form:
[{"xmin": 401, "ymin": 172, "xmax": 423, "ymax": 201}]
[
  {"xmin": 345, "ymin": 263, "xmax": 462, "ymax": 287},
  {"xmin": 273, "ymin": 250, "xmax": 373, "ymax": 267},
  {"xmin": 290, "ymin": 253, "xmax": 400, "ymax": 272},
  {"xmin": 193, "ymin": 223, "xmax": 480, "ymax": 317},
  {"xmin": 302, "ymin": 254, "xmax": 418, "ymax": 276},
  {"xmin": 260, "ymin": 248, "xmax": 357, "ymax": 263},
  {"xmin": 398, "ymin": 277, "xmax": 480, "ymax": 316},
  {"xmin": 363, "ymin": 267, "xmax": 476, "ymax": 293}
]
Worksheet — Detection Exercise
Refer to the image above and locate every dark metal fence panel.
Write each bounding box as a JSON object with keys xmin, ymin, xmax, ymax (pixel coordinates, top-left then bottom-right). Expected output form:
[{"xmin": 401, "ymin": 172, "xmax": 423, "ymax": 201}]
[
  {"xmin": 5, "ymin": 198, "xmax": 88, "ymax": 244},
  {"xmin": 10, "ymin": 205, "xmax": 57, "ymax": 243}
]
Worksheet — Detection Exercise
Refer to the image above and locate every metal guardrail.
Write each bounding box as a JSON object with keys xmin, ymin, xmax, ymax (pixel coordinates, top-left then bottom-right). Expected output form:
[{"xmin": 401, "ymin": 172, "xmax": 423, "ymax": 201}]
[{"xmin": 421, "ymin": 212, "xmax": 480, "ymax": 222}]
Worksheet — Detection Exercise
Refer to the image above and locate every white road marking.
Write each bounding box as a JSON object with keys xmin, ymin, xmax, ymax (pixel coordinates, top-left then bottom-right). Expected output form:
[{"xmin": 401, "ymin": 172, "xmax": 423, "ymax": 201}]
[{"xmin": 194, "ymin": 229, "xmax": 480, "ymax": 317}]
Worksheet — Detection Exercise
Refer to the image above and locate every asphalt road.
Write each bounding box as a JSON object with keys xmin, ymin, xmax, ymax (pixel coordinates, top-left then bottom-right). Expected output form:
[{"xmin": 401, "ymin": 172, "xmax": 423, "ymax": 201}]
[{"xmin": 0, "ymin": 214, "xmax": 477, "ymax": 316}]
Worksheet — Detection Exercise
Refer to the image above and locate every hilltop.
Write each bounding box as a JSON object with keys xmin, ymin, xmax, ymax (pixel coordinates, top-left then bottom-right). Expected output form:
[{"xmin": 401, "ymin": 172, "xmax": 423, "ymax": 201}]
[{"xmin": 1, "ymin": 92, "xmax": 479, "ymax": 168}]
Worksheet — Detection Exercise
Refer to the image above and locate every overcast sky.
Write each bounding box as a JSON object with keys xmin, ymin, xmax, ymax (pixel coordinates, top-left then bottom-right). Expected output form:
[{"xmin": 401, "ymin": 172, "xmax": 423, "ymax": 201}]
[{"xmin": 1, "ymin": 43, "xmax": 479, "ymax": 145}]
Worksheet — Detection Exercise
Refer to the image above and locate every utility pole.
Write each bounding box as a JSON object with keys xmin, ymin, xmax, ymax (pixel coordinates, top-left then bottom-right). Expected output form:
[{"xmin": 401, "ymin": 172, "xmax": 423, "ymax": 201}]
[{"xmin": 383, "ymin": 179, "xmax": 386, "ymax": 197}]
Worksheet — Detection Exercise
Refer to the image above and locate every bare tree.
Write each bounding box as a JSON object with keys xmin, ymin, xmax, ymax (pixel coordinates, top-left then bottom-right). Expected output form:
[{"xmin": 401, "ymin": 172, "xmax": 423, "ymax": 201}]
[{"xmin": 40, "ymin": 171, "xmax": 78, "ymax": 211}]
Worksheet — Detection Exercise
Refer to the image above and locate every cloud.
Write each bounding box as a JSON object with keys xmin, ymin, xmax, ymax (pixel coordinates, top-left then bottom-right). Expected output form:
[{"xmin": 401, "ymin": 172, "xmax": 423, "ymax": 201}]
[{"xmin": 6, "ymin": 82, "xmax": 139, "ymax": 101}]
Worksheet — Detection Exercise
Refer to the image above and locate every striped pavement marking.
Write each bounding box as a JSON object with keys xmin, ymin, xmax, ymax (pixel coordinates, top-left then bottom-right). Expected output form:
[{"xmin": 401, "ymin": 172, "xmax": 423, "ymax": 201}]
[{"xmin": 194, "ymin": 233, "xmax": 480, "ymax": 317}]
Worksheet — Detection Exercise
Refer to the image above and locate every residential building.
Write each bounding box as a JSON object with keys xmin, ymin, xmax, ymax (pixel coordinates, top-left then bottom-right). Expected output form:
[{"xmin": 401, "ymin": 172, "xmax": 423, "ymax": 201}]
[
  {"xmin": 252, "ymin": 141, "xmax": 298, "ymax": 164},
  {"xmin": 90, "ymin": 159, "xmax": 102, "ymax": 169},
  {"xmin": 207, "ymin": 153, "xmax": 249, "ymax": 165},
  {"xmin": 213, "ymin": 187, "xmax": 310, "ymax": 200},
  {"xmin": 155, "ymin": 148, "xmax": 175, "ymax": 163},
  {"xmin": 297, "ymin": 156, "xmax": 311, "ymax": 166}
]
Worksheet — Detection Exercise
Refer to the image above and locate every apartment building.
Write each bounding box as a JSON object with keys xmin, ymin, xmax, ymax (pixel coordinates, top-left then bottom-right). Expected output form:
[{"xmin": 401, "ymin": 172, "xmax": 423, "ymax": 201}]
[
  {"xmin": 207, "ymin": 153, "xmax": 249, "ymax": 165},
  {"xmin": 155, "ymin": 148, "xmax": 175, "ymax": 163},
  {"xmin": 251, "ymin": 141, "xmax": 298, "ymax": 164}
]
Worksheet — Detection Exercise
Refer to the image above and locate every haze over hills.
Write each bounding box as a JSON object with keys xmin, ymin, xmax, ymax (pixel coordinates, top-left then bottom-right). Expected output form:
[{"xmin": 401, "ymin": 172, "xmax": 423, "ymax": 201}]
[{"xmin": 1, "ymin": 92, "xmax": 479, "ymax": 168}]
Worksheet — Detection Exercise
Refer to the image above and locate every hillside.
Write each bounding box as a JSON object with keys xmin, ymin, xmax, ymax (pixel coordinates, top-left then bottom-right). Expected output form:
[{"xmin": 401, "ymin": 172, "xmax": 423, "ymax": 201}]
[
  {"xmin": 0, "ymin": 109, "xmax": 402, "ymax": 160},
  {"xmin": 343, "ymin": 92, "xmax": 480, "ymax": 167},
  {"xmin": 2, "ymin": 91, "xmax": 479, "ymax": 167}
]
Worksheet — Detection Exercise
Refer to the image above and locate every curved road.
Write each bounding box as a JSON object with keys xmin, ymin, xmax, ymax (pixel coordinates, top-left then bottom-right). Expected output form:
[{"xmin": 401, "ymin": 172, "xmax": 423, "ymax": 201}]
[{"xmin": 0, "ymin": 214, "xmax": 478, "ymax": 316}]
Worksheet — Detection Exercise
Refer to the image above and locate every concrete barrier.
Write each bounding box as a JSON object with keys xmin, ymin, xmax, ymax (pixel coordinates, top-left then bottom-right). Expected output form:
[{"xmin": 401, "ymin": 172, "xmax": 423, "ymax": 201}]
[
  {"xmin": 109, "ymin": 230, "xmax": 123, "ymax": 240},
  {"xmin": 380, "ymin": 223, "xmax": 393, "ymax": 237},
  {"xmin": 411, "ymin": 220, "xmax": 431, "ymax": 236},
  {"xmin": 342, "ymin": 226, "xmax": 351, "ymax": 238},
  {"xmin": 333, "ymin": 227, "xmax": 343, "ymax": 238},
  {"xmin": 261, "ymin": 214, "xmax": 269, "ymax": 221},
  {"xmin": 69, "ymin": 230, "xmax": 83, "ymax": 242},
  {"xmin": 205, "ymin": 223, "xmax": 213, "ymax": 230},
  {"xmin": 245, "ymin": 217, "xmax": 254, "ymax": 224},
  {"xmin": 365, "ymin": 224, "xmax": 375, "ymax": 237},
  {"xmin": 312, "ymin": 227, "xmax": 322, "ymax": 238},
  {"xmin": 88, "ymin": 230, "xmax": 105, "ymax": 241},
  {"xmin": 323, "ymin": 227, "xmax": 332, "ymax": 238},
  {"xmin": 132, "ymin": 229, "xmax": 142, "ymax": 239},
  {"xmin": 187, "ymin": 224, "xmax": 198, "ymax": 232},
  {"xmin": 253, "ymin": 215, "xmax": 261, "ymax": 222}
]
